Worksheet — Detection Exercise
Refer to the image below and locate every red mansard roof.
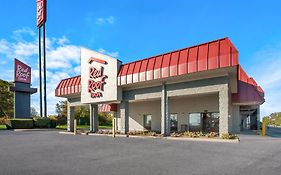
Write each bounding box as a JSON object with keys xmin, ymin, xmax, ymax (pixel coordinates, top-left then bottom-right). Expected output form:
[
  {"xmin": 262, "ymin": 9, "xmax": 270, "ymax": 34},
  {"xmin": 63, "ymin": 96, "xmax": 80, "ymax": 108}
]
[
  {"xmin": 117, "ymin": 37, "xmax": 238, "ymax": 85},
  {"xmin": 55, "ymin": 37, "xmax": 264, "ymax": 105}
]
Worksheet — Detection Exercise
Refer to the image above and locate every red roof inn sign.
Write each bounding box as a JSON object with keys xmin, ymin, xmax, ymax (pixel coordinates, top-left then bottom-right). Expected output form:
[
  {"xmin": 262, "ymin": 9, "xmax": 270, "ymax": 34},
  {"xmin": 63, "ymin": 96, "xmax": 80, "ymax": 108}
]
[
  {"xmin": 88, "ymin": 58, "xmax": 108, "ymax": 98},
  {"xmin": 36, "ymin": 0, "xmax": 46, "ymax": 27},
  {"xmin": 81, "ymin": 48, "xmax": 121, "ymax": 104},
  {"xmin": 15, "ymin": 59, "xmax": 31, "ymax": 84}
]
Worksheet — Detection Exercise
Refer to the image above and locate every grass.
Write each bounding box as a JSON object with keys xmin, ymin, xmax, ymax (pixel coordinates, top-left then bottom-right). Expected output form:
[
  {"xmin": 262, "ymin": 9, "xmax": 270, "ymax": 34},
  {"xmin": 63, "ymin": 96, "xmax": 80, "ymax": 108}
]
[
  {"xmin": 0, "ymin": 125, "xmax": 7, "ymax": 130},
  {"xmin": 56, "ymin": 124, "xmax": 112, "ymax": 130}
]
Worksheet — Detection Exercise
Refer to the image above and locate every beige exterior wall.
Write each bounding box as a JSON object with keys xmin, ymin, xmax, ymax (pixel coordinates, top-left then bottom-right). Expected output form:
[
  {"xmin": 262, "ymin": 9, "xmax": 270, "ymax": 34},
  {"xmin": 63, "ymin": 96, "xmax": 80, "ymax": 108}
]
[
  {"xmin": 126, "ymin": 93, "xmax": 220, "ymax": 132},
  {"xmin": 128, "ymin": 100, "xmax": 161, "ymax": 131}
]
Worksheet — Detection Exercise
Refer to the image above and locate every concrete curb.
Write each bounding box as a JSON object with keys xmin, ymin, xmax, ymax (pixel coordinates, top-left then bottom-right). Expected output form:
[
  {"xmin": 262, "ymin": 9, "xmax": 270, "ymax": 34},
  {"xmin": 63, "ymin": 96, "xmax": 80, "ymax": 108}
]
[
  {"xmin": 58, "ymin": 132, "xmax": 239, "ymax": 143},
  {"xmin": 165, "ymin": 137, "xmax": 240, "ymax": 143},
  {"xmin": 13, "ymin": 129, "xmax": 59, "ymax": 132}
]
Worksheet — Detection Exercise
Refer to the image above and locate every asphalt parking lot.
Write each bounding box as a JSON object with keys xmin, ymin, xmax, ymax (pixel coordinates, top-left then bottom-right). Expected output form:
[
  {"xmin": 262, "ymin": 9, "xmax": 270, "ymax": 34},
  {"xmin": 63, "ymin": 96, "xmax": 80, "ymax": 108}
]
[{"xmin": 0, "ymin": 130, "xmax": 280, "ymax": 175}]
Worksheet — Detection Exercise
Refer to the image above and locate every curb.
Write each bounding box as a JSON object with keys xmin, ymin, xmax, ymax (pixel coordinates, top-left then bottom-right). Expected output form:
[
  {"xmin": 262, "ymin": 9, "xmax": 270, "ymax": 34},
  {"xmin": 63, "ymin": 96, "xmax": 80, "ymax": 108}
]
[
  {"xmin": 13, "ymin": 129, "xmax": 58, "ymax": 132},
  {"xmin": 58, "ymin": 132, "xmax": 239, "ymax": 143},
  {"xmin": 165, "ymin": 137, "xmax": 240, "ymax": 143}
]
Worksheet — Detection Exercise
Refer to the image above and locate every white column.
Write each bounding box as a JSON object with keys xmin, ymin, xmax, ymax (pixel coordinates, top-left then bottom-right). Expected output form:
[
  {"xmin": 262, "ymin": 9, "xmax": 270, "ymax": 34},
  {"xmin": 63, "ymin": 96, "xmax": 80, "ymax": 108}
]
[
  {"xmin": 120, "ymin": 100, "xmax": 129, "ymax": 134},
  {"xmin": 257, "ymin": 106, "xmax": 261, "ymax": 130},
  {"xmin": 219, "ymin": 85, "xmax": 229, "ymax": 136},
  {"xmin": 89, "ymin": 104, "xmax": 98, "ymax": 133},
  {"xmin": 161, "ymin": 83, "xmax": 170, "ymax": 136},
  {"xmin": 67, "ymin": 101, "xmax": 74, "ymax": 132}
]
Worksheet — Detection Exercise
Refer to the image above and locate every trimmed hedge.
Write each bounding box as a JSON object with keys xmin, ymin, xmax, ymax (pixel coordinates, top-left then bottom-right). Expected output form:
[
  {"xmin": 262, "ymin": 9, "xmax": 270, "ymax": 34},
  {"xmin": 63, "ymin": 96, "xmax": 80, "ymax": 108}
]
[
  {"xmin": 5, "ymin": 119, "xmax": 34, "ymax": 129},
  {"xmin": 4, "ymin": 117, "xmax": 57, "ymax": 129},
  {"xmin": 33, "ymin": 117, "xmax": 50, "ymax": 128}
]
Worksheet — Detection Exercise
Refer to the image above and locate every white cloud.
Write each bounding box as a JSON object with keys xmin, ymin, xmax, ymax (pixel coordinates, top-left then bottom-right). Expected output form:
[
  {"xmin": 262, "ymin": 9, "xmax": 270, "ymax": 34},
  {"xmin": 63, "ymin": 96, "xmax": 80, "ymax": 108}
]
[
  {"xmin": 247, "ymin": 43, "xmax": 281, "ymax": 117},
  {"xmin": 0, "ymin": 28, "xmax": 82, "ymax": 115},
  {"xmin": 96, "ymin": 16, "xmax": 115, "ymax": 25},
  {"xmin": 98, "ymin": 48, "xmax": 119, "ymax": 58}
]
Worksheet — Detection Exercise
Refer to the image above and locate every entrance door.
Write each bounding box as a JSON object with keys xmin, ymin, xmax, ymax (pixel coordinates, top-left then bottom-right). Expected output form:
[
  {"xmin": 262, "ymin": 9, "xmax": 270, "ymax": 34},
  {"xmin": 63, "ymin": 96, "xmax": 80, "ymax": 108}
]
[
  {"xmin": 143, "ymin": 114, "xmax": 152, "ymax": 131},
  {"xmin": 170, "ymin": 113, "xmax": 178, "ymax": 132}
]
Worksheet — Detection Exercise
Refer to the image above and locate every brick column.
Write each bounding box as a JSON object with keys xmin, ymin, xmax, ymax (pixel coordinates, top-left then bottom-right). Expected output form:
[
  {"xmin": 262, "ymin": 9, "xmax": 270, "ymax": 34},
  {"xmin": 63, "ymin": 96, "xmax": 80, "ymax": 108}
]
[
  {"xmin": 120, "ymin": 100, "xmax": 129, "ymax": 134},
  {"xmin": 161, "ymin": 83, "xmax": 170, "ymax": 136},
  {"xmin": 90, "ymin": 104, "xmax": 99, "ymax": 133},
  {"xmin": 67, "ymin": 101, "xmax": 74, "ymax": 132},
  {"xmin": 219, "ymin": 85, "xmax": 229, "ymax": 136}
]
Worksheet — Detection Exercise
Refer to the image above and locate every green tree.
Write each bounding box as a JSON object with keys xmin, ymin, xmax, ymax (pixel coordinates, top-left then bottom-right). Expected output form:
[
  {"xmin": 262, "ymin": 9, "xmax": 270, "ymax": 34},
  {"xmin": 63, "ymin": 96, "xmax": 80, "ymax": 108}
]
[
  {"xmin": 0, "ymin": 79, "xmax": 14, "ymax": 118},
  {"xmin": 55, "ymin": 101, "xmax": 67, "ymax": 116},
  {"xmin": 30, "ymin": 107, "xmax": 39, "ymax": 117}
]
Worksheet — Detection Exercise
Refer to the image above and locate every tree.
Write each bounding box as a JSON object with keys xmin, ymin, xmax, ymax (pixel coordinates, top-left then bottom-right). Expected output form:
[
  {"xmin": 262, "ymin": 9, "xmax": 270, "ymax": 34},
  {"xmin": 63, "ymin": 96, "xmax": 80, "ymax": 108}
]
[
  {"xmin": 30, "ymin": 107, "xmax": 39, "ymax": 117},
  {"xmin": 55, "ymin": 101, "xmax": 67, "ymax": 116},
  {"xmin": 0, "ymin": 79, "xmax": 14, "ymax": 118}
]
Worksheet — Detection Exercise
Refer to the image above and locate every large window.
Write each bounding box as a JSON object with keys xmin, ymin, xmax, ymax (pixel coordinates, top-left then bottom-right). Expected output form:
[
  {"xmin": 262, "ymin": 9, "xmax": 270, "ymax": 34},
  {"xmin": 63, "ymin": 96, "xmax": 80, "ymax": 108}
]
[
  {"xmin": 189, "ymin": 113, "xmax": 201, "ymax": 126},
  {"xmin": 170, "ymin": 113, "xmax": 178, "ymax": 132},
  {"xmin": 189, "ymin": 113, "xmax": 202, "ymax": 132},
  {"xmin": 143, "ymin": 114, "xmax": 152, "ymax": 131}
]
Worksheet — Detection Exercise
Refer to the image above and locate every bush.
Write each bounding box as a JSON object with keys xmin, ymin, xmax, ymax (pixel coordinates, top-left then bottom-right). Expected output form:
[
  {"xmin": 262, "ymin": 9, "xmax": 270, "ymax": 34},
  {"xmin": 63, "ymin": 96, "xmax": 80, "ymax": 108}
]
[
  {"xmin": 33, "ymin": 117, "xmax": 50, "ymax": 128},
  {"xmin": 5, "ymin": 119, "xmax": 34, "ymax": 129},
  {"xmin": 221, "ymin": 133, "xmax": 238, "ymax": 140},
  {"xmin": 48, "ymin": 116, "xmax": 57, "ymax": 128}
]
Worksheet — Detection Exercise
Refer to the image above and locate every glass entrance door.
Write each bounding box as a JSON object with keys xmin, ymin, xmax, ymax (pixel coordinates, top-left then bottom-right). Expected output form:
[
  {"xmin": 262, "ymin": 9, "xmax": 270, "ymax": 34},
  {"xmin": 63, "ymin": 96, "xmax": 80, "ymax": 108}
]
[{"xmin": 170, "ymin": 113, "xmax": 178, "ymax": 132}]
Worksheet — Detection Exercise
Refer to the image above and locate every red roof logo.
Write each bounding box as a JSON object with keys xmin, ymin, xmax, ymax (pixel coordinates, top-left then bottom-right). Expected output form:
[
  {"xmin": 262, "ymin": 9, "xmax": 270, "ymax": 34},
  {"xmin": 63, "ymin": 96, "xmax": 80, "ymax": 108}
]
[{"xmin": 88, "ymin": 57, "xmax": 107, "ymax": 65}]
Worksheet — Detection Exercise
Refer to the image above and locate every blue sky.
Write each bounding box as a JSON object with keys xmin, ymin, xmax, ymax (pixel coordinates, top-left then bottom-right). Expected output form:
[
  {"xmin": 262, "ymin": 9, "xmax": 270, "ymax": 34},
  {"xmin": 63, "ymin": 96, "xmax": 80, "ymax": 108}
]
[{"xmin": 0, "ymin": 0, "xmax": 281, "ymax": 117}]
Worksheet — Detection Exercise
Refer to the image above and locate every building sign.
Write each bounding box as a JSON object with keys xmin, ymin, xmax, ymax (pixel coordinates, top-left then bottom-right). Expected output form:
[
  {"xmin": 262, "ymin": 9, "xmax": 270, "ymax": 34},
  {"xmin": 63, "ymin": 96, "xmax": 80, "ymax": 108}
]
[
  {"xmin": 36, "ymin": 0, "xmax": 46, "ymax": 27},
  {"xmin": 14, "ymin": 59, "xmax": 31, "ymax": 84},
  {"xmin": 81, "ymin": 48, "xmax": 121, "ymax": 104},
  {"xmin": 88, "ymin": 58, "xmax": 108, "ymax": 98}
]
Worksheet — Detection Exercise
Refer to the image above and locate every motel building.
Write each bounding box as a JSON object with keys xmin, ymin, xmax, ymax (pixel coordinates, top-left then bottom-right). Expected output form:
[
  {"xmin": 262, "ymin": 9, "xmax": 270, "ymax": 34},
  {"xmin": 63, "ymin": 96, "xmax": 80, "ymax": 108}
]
[{"xmin": 55, "ymin": 38, "xmax": 265, "ymax": 136}]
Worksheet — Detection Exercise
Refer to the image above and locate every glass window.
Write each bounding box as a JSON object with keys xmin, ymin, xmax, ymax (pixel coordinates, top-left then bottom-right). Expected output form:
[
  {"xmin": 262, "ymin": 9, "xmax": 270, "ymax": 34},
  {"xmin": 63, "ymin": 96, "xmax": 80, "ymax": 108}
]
[
  {"xmin": 189, "ymin": 113, "xmax": 201, "ymax": 126},
  {"xmin": 170, "ymin": 113, "xmax": 178, "ymax": 132},
  {"xmin": 143, "ymin": 114, "xmax": 152, "ymax": 130}
]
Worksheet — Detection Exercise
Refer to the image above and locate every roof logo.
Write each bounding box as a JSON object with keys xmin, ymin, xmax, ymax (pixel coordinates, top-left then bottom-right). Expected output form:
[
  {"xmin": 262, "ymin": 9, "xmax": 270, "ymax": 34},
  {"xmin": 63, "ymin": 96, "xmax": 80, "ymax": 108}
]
[{"xmin": 88, "ymin": 57, "xmax": 107, "ymax": 65}]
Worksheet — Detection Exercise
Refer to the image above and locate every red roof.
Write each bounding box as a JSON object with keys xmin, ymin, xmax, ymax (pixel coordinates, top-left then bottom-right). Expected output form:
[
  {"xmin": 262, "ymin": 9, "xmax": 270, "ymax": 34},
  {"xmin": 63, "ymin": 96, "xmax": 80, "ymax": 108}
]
[
  {"xmin": 55, "ymin": 37, "xmax": 264, "ymax": 105},
  {"xmin": 117, "ymin": 37, "xmax": 239, "ymax": 85}
]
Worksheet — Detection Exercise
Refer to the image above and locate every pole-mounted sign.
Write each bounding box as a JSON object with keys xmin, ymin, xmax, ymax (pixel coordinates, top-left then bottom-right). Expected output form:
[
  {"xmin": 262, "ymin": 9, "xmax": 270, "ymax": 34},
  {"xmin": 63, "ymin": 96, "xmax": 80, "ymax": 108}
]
[
  {"xmin": 15, "ymin": 59, "xmax": 31, "ymax": 84},
  {"xmin": 10, "ymin": 59, "xmax": 37, "ymax": 119},
  {"xmin": 36, "ymin": 0, "xmax": 46, "ymax": 28},
  {"xmin": 37, "ymin": 0, "xmax": 47, "ymax": 117}
]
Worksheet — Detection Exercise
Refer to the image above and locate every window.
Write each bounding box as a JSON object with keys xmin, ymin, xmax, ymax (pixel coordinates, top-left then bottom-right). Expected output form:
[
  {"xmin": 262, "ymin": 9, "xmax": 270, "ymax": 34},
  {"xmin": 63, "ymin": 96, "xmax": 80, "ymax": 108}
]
[
  {"xmin": 143, "ymin": 114, "xmax": 152, "ymax": 130},
  {"xmin": 170, "ymin": 113, "xmax": 178, "ymax": 132},
  {"xmin": 189, "ymin": 113, "xmax": 201, "ymax": 126}
]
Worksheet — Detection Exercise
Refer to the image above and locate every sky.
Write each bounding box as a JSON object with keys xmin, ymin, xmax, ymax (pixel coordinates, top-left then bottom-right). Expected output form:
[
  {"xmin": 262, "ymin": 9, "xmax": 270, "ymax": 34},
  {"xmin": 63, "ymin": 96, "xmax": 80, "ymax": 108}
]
[{"xmin": 0, "ymin": 0, "xmax": 281, "ymax": 117}]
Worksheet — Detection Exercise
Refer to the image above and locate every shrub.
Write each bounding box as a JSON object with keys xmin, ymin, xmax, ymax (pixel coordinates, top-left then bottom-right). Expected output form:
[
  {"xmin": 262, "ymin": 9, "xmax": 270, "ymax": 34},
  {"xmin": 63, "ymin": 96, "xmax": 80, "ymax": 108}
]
[
  {"xmin": 33, "ymin": 117, "xmax": 50, "ymax": 128},
  {"xmin": 221, "ymin": 133, "xmax": 238, "ymax": 140},
  {"xmin": 206, "ymin": 132, "xmax": 219, "ymax": 138},
  {"xmin": 171, "ymin": 132, "xmax": 182, "ymax": 137},
  {"xmin": 5, "ymin": 119, "xmax": 34, "ymax": 129},
  {"xmin": 48, "ymin": 116, "xmax": 57, "ymax": 128}
]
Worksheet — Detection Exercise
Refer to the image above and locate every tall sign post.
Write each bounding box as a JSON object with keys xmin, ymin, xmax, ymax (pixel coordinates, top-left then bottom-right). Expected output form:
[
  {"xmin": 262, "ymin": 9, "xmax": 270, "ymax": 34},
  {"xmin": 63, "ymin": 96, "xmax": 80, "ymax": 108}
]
[
  {"xmin": 9, "ymin": 59, "xmax": 37, "ymax": 118},
  {"xmin": 37, "ymin": 0, "xmax": 47, "ymax": 117}
]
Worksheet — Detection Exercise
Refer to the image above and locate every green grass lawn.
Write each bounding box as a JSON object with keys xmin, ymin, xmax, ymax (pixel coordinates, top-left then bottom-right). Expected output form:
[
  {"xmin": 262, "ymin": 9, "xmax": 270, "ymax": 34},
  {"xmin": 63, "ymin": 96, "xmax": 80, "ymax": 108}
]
[
  {"xmin": 56, "ymin": 125, "xmax": 112, "ymax": 130},
  {"xmin": 0, "ymin": 125, "xmax": 7, "ymax": 130}
]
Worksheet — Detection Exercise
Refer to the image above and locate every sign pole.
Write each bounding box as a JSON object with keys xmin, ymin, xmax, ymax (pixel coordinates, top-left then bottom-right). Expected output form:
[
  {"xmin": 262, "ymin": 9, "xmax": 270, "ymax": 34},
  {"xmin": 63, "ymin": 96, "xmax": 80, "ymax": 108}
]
[
  {"xmin": 38, "ymin": 27, "xmax": 43, "ymax": 118},
  {"xmin": 43, "ymin": 23, "xmax": 47, "ymax": 118}
]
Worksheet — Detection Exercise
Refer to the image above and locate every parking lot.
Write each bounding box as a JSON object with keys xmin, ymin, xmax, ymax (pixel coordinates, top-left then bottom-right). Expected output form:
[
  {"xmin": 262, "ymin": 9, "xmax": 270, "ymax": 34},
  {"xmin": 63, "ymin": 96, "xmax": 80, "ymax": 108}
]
[{"xmin": 0, "ymin": 130, "xmax": 280, "ymax": 175}]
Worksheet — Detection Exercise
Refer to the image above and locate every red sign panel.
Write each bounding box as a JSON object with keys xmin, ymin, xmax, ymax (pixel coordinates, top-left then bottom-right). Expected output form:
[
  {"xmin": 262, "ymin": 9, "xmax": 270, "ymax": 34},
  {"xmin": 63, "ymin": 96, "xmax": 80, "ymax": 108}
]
[
  {"xmin": 36, "ymin": 0, "xmax": 46, "ymax": 27},
  {"xmin": 14, "ymin": 59, "xmax": 31, "ymax": 84}
]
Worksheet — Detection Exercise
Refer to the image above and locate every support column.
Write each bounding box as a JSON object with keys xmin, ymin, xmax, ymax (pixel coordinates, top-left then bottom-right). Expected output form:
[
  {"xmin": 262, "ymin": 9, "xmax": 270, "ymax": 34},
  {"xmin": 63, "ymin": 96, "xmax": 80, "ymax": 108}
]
[
  {"xmin": 161, "ymin": 83, "xmax": 170, "ymax": 136},
  {"xmin": 89, "ymin": 104, "xmax": 98, "ymax": 133},
  {"xmin": 67, "ymin": 102, "xmax": 74, "ymax": 132},
  {"xmin": 120, "ymin": 100, "xmax": 129, "ymax": 134},
  {"xmin": 219, "ymin": 85, "xmax": 229, "ymax": 136},
  {"xmin": 257, "ymin": 106, "xmax": 261, "ymax": 130}
]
